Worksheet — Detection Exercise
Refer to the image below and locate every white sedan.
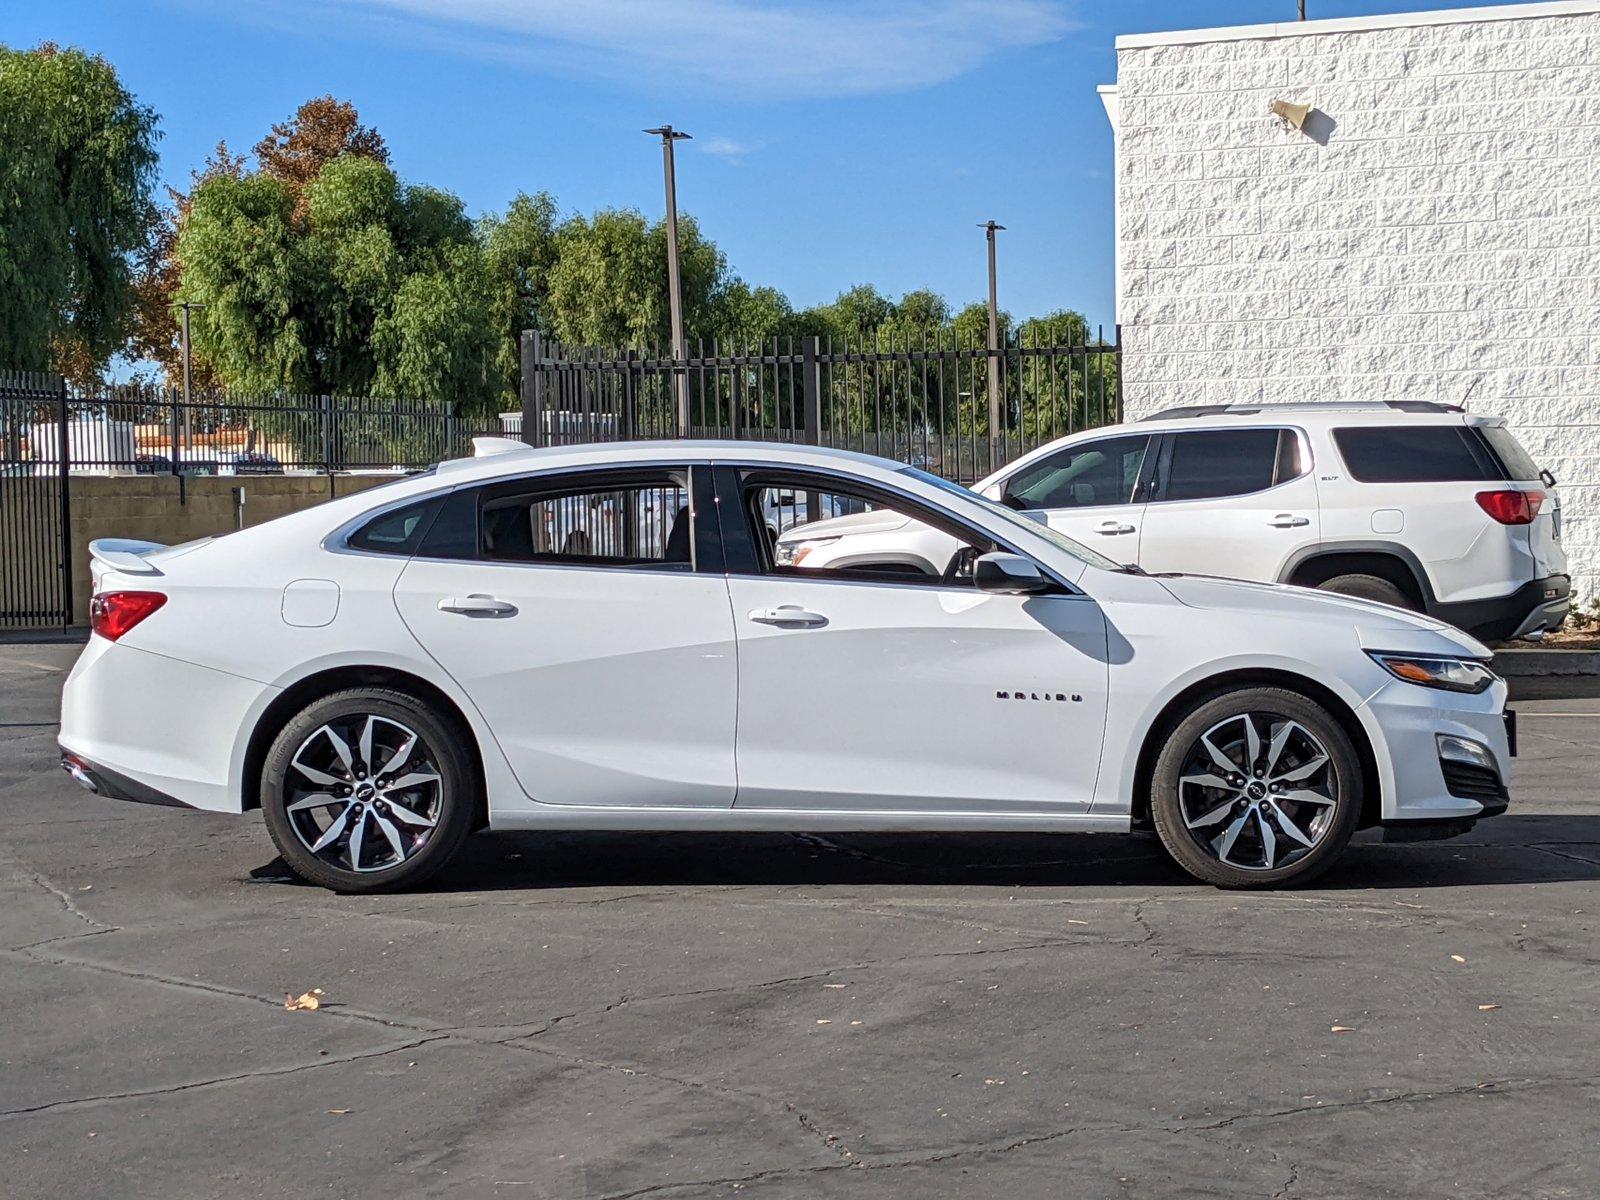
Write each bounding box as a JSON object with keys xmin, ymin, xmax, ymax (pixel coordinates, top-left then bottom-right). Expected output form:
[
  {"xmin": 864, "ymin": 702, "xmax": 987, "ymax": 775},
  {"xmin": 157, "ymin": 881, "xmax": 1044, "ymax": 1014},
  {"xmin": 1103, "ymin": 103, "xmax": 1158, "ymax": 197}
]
[{"xmin": 60, "ymin": 439, "xmax": 1514, "ymax": 891}]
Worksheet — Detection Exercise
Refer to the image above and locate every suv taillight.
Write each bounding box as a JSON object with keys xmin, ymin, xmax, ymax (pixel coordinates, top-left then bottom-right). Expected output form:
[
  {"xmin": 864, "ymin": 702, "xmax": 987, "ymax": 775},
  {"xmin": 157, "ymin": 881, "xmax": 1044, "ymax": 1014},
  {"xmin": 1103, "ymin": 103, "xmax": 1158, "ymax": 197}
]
[
  {"xmin": 1475, "ymin": 489, "xmax": 1544, "ymax": 525},
  {"xmin": 90, "ymin": 591, "xmax": 167, "ymax": 641}
]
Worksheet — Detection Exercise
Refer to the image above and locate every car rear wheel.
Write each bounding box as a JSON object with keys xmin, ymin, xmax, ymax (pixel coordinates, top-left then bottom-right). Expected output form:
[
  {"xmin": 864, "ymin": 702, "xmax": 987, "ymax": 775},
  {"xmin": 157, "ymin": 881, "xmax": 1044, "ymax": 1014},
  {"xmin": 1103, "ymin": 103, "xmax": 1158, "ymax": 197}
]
[
  {"xmin": 1149, "ymin": 686, "xmax": 1363, "ymax": 888},
  {"xmin": 261, "ymin": 688, "xmax": 476, "ymax": 893},
  {"xmin": 1316, "ymin": 573, "xmax": 1413, "ymax": 610}
]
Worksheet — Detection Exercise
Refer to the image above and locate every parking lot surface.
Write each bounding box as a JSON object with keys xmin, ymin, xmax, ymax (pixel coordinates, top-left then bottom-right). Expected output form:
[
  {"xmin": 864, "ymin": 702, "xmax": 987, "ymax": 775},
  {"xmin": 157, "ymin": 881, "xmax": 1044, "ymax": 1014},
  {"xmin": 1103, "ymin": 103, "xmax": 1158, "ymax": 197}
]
[{"xmin": 2, "ymin": 642, "xmax": 1597, "ymax": 1199}]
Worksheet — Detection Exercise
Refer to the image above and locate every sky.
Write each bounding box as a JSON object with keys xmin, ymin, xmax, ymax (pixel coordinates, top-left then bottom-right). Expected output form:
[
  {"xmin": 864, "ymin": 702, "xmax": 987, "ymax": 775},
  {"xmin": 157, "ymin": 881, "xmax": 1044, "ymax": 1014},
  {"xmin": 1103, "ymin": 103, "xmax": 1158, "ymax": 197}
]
[{"xmin": 5, "ymin": 0, "xmax": 1524, "ymax": 332}]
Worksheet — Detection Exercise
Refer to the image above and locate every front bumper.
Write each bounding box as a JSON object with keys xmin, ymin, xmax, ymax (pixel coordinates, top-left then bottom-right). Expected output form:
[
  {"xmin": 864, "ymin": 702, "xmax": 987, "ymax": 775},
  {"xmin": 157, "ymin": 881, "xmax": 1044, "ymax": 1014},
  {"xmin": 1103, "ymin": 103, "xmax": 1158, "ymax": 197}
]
[
  {"xmin": 1363, "ymin": 676, "xmax": 1513, "ymax": 827},
  {"xmin": 1432, "ymin": 575, "xmax": 1570, "ymax": 641}
]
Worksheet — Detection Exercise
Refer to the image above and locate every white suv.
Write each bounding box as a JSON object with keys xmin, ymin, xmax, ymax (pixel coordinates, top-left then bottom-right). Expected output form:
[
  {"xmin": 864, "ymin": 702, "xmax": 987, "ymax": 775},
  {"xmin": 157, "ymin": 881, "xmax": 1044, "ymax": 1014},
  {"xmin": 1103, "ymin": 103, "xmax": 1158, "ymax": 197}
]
[{"xmin": 779, "ymin": 402, "xmax": 1570, "ymax": 641}]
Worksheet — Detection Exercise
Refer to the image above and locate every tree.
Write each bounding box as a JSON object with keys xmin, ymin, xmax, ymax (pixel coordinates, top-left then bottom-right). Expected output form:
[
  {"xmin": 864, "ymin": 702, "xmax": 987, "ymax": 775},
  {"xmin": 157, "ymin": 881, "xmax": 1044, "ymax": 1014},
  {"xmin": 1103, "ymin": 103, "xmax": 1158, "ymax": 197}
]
[
  {"xmin": 178, "ymin": 153, "xmax": 501, "ymax": 412},
  {"xmin": 542, "ymin": 207, "xmax": 725, "ymax": 348},
  {"xmin": 0, "ymin": 43, "xmax": 159, "ymax": 376},
  {"xmin": 254, "ymin": 95, "xmax": 388, "ymax": 216},
  {"xmin": 480, "ymin": 191, "xmax": 560, "ymax": 396}
]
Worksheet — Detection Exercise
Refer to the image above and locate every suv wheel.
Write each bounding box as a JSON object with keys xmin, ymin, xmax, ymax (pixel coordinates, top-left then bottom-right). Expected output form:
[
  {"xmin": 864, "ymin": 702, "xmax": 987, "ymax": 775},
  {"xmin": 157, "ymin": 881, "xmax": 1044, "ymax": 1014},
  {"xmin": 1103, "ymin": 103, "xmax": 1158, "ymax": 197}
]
[
  {"xmin": 1316, "ymin": 573, "xmax": 1413, "ymax": 610},
  {"xmin": 1150, "ymin": 686, "xmax": 1363, "ymax": 888},
  {"xmin": 261, "ymin": 688, "xmax": 477, "ymax": 893}
]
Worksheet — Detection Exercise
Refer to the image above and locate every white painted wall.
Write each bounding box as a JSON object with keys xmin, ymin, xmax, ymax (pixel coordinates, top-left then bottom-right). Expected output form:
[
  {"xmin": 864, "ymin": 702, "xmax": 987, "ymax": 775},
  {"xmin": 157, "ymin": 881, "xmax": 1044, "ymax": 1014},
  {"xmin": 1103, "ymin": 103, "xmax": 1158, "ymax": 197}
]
[{"xmin": 1105, "ymin": 1, "xmax": 1600, "ymax": 602}]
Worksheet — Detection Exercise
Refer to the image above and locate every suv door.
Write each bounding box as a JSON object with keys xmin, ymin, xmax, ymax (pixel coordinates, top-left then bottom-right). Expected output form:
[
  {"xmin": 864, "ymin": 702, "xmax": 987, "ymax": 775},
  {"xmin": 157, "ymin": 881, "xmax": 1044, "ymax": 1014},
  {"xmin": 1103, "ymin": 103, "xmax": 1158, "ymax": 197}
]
[
  {"xmin": 994, "ymin": 433, "xmax": 1152, "ymax": 563},
  {"xmin": 1136, "ymin": 427, "xmax": 1319, "ymax": 581},
  {"xmin": 392, "ymin": 465, "xmax": 739, "ymax": 808},
  {"xmin": 719, "ymin": 466, "xmax": 1109, "ymax": 814}
]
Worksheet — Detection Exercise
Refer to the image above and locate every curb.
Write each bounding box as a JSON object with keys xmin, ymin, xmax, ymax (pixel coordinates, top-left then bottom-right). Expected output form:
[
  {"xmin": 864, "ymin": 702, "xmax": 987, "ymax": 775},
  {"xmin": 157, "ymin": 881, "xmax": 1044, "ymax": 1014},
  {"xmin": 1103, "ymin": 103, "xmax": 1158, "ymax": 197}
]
[
  {"xmin": 1493, "ymin": 648, "xmax": 1600, "ymax": 678},
  {"xmin": 0, "ymin": 627, "xmax": 89, "ymax": 646}
]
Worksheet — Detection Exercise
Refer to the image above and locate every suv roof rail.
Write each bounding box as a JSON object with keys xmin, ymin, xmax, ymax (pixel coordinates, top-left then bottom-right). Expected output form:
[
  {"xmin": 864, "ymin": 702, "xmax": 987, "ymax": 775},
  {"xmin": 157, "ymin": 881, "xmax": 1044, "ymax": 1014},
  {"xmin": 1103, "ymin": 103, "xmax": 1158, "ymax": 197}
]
[{"xmin": 1139, "ymin": 400, "xmax": 1465, "ymax": 421}]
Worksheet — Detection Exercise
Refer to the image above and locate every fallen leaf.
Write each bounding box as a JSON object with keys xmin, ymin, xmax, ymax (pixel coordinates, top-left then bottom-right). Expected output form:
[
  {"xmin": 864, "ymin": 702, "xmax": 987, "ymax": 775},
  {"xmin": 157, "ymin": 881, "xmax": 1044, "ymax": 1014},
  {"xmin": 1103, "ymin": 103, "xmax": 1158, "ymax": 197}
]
[
  {"xmin": 1330, "ymin": 1025, "xmax": 1354, "ymax": 1034},
  {"xmin": 816, "ymin": 1019, "xmax": 831, "ymax": 1025},
  {"xmin": 850, "ymin": 1021, "xmax": 862, "ymax": 1026},
  {"xmin": 1478, "ymin": 1004, "xmax": 1500, "ymax": 1012},
  {"xmin": 822, "ymin": 984, "xmax": 846, "ymax": 989},
  {"xmin": 1066, "ymin": 919, "xmax": 1089, "ymax": 926},
  {"xmin": 1451, "ymin": 955, "xmax": 1467, "ymax": 963},
  {"xmin": 285, "ymin": 990, "xmax": 321, "ymax": 1012},
  {"xmin": 326, "ymin": 1108, "xmax": 352, "ymax": 1115}
]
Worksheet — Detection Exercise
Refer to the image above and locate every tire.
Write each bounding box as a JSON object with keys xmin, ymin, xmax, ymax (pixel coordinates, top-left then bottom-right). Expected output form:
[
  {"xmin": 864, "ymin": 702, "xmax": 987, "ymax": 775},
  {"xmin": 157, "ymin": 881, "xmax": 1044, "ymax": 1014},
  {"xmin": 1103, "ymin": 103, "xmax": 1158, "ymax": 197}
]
[
  {"xmin": 1316, "ymin": 573, "xmax": 1413, "ymax": 610},
  {"xmin": 261, "ymin": 687, "xmax": 477, "ymax": 893},
  {"xmin": 1149, "ymin": 686, "xmax": 1364, "ymax": 889}
]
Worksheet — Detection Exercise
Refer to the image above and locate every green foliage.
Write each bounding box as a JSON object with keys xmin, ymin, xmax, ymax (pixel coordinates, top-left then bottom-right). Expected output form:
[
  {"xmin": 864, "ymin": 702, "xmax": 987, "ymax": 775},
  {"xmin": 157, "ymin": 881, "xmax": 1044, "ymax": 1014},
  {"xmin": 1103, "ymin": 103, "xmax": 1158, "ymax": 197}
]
[
  {"xmin": 179, "ymin": 153, "xmax": 500, "ymax": 412},
  {"xmin": 0, "ymin": 43, "xmax": 160, "ymax": 375}
]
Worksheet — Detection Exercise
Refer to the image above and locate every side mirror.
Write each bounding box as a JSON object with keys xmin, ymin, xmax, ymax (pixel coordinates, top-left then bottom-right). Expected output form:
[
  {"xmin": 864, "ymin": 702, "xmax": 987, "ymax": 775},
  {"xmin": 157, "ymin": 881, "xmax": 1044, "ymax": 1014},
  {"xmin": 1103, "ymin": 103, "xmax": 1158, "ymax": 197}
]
[{"xmin": 973, "ymin": 551, "xmax": 1053, "ymax": 595}]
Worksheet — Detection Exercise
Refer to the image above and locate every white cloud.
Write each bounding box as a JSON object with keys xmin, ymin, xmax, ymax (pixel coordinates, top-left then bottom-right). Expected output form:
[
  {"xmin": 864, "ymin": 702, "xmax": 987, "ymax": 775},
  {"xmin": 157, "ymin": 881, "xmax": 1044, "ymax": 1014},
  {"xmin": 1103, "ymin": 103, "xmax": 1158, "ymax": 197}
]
[
  {"xmin": 696, "ymin": 136, "xmax": 761, "ymax": 163},
  {"xmin": 318, "ymin": 0, "xmax": 1078, "ymax": 99}
]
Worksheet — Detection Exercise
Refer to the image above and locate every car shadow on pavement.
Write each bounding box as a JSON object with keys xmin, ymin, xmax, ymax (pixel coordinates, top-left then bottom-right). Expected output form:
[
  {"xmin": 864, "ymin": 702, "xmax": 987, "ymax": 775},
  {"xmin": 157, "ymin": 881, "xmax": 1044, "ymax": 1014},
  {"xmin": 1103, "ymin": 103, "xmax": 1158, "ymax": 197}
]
[{"xmin": 249, "ymin": 814, "xmax": 1600, "ymax": 894}]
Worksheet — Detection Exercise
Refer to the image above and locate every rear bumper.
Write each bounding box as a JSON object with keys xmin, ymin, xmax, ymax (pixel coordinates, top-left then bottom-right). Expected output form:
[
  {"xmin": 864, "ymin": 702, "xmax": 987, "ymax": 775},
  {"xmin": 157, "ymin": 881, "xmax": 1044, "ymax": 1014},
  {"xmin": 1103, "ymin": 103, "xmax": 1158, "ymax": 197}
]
[
  {"xmin": 60, "ymin": 751, "xmax": 191, "ymax": 809},
  {"xmin": 59, "ymin": 638, "xmax": 270, "ymax": 813},
  {"xmin": 1431, "ymin": 575, "xmax": 1570, "ymax": 641}
]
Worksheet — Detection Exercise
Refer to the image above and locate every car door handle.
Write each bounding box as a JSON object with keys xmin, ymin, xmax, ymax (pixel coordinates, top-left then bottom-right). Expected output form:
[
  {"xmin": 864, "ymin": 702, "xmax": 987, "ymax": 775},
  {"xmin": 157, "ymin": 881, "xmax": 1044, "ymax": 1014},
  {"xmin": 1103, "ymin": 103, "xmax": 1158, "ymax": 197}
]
[
  {"xmin": 437, "ymin": 594, "xmax": 518, "ymax": 617},
  {"xmin": 1095, "ymin": 521, "xmax": 1136, "ymax": 535},
  {"xmin": 748, "ymin": 605, "xmax": 828, "ymax": 628},
  {"xmin": 1268, "ymin": 514, "xmax": 1310, "ymax": 528}
]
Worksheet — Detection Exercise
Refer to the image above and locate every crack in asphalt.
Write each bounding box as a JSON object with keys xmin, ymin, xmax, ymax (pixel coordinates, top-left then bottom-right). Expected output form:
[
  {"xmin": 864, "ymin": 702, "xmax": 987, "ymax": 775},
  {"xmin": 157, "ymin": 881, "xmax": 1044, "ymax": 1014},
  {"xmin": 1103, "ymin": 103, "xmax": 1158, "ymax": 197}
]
[
  {"xmin": 0, "ymin": 1035, "xmax": 449, "ymax": 1120},
  {"xmin": 583, "ymin": 1072, "xmax": 1600, "ymax": 1200}
]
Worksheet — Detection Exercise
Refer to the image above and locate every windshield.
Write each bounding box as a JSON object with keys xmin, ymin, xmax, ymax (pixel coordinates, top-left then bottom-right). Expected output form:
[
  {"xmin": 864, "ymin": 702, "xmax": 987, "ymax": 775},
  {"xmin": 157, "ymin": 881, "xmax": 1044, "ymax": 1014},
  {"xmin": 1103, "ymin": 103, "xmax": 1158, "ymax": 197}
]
[{"xmin": 897, "ymin": 466, "xmax": 1122, "ymax": 571}]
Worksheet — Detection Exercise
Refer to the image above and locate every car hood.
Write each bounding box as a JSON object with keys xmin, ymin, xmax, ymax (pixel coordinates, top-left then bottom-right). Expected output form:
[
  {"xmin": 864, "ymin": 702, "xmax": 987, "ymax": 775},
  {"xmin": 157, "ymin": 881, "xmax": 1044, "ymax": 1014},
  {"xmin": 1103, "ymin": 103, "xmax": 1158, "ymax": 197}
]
[
  {"xmin": 775, "ymin": 509, "xmax": 913, "ymax": 542},
  {"xmin": 1154, "ymin": 573, "xmax": 1491, "ymax": 656}
]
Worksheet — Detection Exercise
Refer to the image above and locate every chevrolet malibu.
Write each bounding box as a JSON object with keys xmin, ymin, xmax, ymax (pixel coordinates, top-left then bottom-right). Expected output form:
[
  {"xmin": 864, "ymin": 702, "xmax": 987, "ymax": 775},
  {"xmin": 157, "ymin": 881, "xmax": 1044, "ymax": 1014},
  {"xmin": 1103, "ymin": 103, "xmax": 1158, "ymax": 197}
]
[{"xmin": 60, "ymin": 440, "xmax": 1515, "ymax": 892}]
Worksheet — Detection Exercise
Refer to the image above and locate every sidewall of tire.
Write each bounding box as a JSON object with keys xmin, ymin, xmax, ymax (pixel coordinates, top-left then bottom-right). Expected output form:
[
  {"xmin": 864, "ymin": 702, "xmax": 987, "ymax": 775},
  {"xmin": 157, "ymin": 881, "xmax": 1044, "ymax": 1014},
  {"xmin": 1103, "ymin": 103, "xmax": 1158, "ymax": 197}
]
[
  {"xmin": 1150, "ymin": 686, "xmax": 1364, "ymax": 889},
  {"xmin": 1316, "ymin": 573, "xmax": 1412, "ymax": 610},
  {"xmin": 261, "ymin": 688, "xmax": 476, "ymax": 893}
]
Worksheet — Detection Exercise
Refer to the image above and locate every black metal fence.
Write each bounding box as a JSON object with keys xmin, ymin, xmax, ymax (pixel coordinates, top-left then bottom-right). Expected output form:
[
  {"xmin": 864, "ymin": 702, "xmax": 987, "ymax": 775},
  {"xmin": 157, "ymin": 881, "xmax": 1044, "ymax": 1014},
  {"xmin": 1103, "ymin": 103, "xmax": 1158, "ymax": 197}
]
[
  {"xmin": 0, "ymin": 376, "xmax": 506, "ymax": 628},
  {"xmin": 521, "ymin": 326, "xmax": 1121, "ymax": 484},
  {"xmin": 0, "ymin": 380, "xmax": 503, "ymax": 478}
]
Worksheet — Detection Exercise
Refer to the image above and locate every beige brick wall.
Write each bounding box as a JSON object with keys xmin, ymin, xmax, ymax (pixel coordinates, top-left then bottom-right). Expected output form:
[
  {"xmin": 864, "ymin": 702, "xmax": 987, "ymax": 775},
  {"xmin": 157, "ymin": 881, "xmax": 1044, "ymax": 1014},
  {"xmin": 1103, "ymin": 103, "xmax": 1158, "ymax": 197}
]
[{"xmin": 1110, "ymin": 3, "xmax": 1600, "ymax": 601}]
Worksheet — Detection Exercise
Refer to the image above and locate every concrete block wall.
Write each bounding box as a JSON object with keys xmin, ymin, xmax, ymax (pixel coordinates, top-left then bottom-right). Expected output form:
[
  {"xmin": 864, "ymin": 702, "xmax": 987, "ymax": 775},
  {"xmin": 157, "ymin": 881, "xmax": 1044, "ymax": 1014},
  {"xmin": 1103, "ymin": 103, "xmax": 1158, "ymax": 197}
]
[
  {"xmin": 1108, "ymin": 2, "xmax": 1600, "ymax": 602},
  {"xmin": 62, "ymin": 474, "xmax": 388, "ymax": 625}
]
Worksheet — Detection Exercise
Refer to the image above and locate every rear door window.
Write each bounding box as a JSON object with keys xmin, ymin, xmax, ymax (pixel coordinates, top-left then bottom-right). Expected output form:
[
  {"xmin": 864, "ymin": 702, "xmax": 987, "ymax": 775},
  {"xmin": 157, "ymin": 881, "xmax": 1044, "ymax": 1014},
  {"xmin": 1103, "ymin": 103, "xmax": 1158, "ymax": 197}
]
[
  {"xmin": 1334, "ymin": 426, "xmax": 1501, "ymax": 483},
  {"xmin": 1158, "ymin": 428, "xmax": 1285, "ymax": 501}
]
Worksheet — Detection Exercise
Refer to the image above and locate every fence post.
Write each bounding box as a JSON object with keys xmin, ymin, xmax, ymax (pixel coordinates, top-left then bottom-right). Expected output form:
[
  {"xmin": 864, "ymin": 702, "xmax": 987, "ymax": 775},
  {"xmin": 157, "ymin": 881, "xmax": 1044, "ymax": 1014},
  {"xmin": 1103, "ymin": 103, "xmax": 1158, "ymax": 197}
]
[
  {"xmin": 322, "ymin": 394, "xmax": 334, "ymax": 499},
  {"xmin": 801, "ymin": 336, "xmax": 822, "ymax": 446},
  {"xmin": 520, "ymin": 330, "xmax": 543, "ymax": 448},
  {"xmin": 169, "ymin": 387, "xmax": 181, "ymax": 477},
  {"xmin": 1112, "ymin": 323, "xmax": 1123, "ymax": 423},
  {"xmin": 56, "ymin": 376, "xmax": 73, "ymax": 628}
]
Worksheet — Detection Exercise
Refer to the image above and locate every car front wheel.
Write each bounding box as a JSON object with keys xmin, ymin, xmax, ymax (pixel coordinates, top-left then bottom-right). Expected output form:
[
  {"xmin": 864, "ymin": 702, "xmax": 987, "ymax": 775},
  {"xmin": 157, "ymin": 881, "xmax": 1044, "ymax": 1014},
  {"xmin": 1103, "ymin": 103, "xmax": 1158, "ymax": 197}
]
[
  {"xmin": 1149, "ymin": 686, "xmax": 1363, "ymax": 888},
  {"xmin": 261, "ymin": 688, "xmax": 477, "ymax": 893}
]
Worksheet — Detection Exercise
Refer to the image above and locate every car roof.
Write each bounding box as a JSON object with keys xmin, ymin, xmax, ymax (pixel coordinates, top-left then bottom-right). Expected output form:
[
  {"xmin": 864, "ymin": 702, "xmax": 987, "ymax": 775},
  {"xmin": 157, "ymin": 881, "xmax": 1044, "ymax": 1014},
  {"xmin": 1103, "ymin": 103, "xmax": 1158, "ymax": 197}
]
[
  {"xmin": 1130, "ymin": 401, "xmax": 1499, "ymax": 434},
  {"xmin": 434, "ymin": 438, "xmax": 910, "ymax": 485}
]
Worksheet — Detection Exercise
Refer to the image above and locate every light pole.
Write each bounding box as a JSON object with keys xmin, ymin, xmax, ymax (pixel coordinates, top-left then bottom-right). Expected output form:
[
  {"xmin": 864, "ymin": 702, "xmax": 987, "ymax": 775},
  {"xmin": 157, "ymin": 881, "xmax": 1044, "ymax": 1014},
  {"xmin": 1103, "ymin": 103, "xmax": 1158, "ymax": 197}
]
[
  {"xmin": 980, "ymin": 221, "xmax": 1005, "ymax": 468},
  {"xmin": 645, "ymin": 125, "xmax": 692, "ymax": 436},
  {"xmin": 173, "ymin": 300, "xmax": 206, "ymax": 450}
]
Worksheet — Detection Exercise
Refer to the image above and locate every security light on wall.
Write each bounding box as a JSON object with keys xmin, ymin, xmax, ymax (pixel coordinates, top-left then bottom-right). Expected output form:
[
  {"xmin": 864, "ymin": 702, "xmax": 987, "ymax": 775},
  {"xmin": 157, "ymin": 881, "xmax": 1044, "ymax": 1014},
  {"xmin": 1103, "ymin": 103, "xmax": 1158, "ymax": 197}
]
[{"xmin": 1271, "ymin": 99, "xmax": 1314, "ymax": 131}]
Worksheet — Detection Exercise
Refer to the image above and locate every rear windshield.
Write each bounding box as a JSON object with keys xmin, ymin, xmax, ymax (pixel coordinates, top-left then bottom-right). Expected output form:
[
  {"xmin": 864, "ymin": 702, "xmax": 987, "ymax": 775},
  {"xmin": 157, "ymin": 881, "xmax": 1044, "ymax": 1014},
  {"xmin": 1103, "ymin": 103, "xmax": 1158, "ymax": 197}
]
[
  {"xmin": 1333, "ymin": 426, "xmax": 1504, "ymax": 483},
  {"xmin": 1477, "ymin": 425, "xmax": 1543, "ymax": 482}
]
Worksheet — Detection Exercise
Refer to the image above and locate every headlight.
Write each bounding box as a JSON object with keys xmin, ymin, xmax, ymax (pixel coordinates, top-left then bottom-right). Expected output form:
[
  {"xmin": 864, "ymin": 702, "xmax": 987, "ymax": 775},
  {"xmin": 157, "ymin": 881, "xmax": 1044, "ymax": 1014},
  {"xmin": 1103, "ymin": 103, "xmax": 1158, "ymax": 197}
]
[
  {"xmin": 1367, "ymin": 651, "xmax": 1496, "ymax": 694},
  {"xmin": 774, "ymin": 536, "xmax": 838, "ymax": 567}
]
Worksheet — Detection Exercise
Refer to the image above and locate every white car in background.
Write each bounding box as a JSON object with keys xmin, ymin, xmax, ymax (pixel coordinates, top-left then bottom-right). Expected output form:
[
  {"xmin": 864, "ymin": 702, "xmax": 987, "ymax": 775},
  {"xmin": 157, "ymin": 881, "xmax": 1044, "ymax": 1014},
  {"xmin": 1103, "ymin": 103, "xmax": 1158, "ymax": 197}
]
[
  {"xmin": 780, "ymin": 402, "xmax": 1569, "ymax": 641},
  {"xmin": 62, "ymin": 439, "xmax": 1514, "ymax": 893}
]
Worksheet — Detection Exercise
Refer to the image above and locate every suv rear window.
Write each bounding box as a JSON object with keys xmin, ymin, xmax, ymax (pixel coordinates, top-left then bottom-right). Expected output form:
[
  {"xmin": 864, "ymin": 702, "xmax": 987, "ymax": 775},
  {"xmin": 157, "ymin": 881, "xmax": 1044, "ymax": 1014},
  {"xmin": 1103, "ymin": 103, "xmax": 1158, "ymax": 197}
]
[
  {"xmin": 1333, "ymin": 426, "xmax": 1502, "ymax": 483},
  {"xmin": 1477, "ymin": 425, "xmax": 1543, "ymax": 482}
]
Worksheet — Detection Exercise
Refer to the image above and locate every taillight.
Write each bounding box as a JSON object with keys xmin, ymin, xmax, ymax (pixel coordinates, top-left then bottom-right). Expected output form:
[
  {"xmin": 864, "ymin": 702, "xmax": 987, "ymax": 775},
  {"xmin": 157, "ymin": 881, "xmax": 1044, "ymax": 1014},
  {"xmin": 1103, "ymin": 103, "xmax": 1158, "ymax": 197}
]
[
  {"xmin": 1475, "ymin": 489, "xmax": 1544, "ymax": 525},
  {"xmin": 90, "ymin": 591, "xmax": 167, "ymax": 641}
]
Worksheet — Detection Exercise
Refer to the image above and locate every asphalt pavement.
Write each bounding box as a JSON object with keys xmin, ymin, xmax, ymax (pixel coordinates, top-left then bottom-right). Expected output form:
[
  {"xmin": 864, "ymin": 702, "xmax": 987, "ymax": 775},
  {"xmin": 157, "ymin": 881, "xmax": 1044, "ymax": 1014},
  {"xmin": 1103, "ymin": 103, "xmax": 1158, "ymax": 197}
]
[{"xmin": 2, "ymin": 642, "xmax": 1597, "ymax": 1199}]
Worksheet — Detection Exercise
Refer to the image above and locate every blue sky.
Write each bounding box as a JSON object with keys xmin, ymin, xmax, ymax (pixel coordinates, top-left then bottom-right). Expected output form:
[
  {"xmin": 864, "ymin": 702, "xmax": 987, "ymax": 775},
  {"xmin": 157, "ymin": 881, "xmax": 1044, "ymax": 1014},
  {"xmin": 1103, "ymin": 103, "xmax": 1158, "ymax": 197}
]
[{"xmin": 7, "ymin": 0, "xmax": 1516, "ymax": 330}]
